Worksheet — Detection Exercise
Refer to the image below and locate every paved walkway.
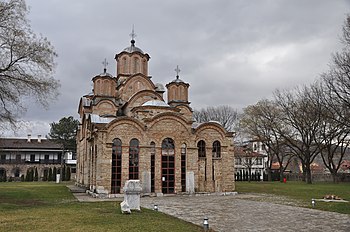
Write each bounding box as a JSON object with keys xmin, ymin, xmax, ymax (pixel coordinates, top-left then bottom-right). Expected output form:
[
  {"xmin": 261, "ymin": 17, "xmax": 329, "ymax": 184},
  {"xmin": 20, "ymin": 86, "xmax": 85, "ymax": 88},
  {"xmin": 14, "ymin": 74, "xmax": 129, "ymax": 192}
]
[{"xmin": 68, "ymin": 186, "xmax": 350, "ymax": 232}]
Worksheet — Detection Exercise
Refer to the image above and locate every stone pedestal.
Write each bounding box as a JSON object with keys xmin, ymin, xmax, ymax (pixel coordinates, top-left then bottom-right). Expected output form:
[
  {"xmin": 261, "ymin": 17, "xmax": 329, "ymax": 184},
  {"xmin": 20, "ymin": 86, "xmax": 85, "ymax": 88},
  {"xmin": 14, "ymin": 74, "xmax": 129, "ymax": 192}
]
[
  {"xmin": 121, "ymin": 180, "xmax": 142, "ymax": 211},
  {"xmin": 142, "ymin": 171, "xmax": 151, "ymax": 193},
  {"xmin": 186, "ymin": 171, "xmax": 195, "ymax": 194}
]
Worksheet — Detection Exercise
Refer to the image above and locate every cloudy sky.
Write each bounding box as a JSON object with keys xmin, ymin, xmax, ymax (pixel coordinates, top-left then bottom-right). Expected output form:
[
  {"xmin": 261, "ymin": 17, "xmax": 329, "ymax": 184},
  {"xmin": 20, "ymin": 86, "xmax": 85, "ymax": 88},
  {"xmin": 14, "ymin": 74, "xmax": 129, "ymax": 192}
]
[{"xmin": 4, "ymin": 0, "xmax": 349, "ymax": 137}]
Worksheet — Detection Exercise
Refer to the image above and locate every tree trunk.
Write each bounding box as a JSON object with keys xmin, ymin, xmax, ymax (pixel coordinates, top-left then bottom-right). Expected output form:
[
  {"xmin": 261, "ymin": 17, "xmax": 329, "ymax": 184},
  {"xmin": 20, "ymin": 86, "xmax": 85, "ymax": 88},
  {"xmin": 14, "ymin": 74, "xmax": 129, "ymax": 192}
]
[
  {"xmin": 304, "ymin": 165, "xmax": 312, "ymax": 184},
  {"xmin": 331, "ymin": 171, "xmax": 340, "ymax": 183},
  {"xmin": 266, "ymin": 168, "xmax": 272, "ymax": 182},
  {"xmin": 279, "ymin": 167, "xmax": 284, "ymax": 182},
  {"xmin": 248, "ymin": 168, "xmax": 251, "ymax": 182}
]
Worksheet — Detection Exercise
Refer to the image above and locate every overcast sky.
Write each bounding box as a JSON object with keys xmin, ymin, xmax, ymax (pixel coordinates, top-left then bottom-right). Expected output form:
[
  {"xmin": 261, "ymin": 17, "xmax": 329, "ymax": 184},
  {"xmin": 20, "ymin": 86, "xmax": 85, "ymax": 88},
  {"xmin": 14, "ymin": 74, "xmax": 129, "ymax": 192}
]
[{"xmin": 4, "ymin": 0, "xmax": 349, "ymax": 137}]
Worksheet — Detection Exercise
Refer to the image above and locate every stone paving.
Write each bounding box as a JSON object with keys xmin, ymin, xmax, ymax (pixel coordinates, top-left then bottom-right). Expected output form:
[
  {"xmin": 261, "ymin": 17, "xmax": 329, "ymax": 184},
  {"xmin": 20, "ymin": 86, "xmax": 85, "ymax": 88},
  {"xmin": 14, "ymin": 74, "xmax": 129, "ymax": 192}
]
[{"xmin": 68, "ymin": 186, "xmax": 350, "ymax": 232}]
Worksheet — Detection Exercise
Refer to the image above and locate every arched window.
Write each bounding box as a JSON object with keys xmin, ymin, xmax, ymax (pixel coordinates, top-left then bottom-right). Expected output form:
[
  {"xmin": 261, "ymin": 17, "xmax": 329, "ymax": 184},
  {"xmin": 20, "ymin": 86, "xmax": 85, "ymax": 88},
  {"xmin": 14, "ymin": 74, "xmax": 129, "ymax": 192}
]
[
  {"xmin": 150, "ymin": 142, "xmax": 155, "ymax": 192},
  {"xmin": 129, "ymin": 138, "xmax": 139, "ymax": 179},
  {"xmin": 133, "ymin": 58, "xmax": 140, "ymax": 73},
  {"xmin": 111, "ymin": 138, "xmax": 122, "ymax": 193},
  {"xmin": 142, "ymin": 60, "xmax": 147, "ymax": 74},
  {"xmin": 123, "ymin": 57, "xmax": 128, "ymax": 73},
  {"xmin": 212, "ymin": 141, "xmax": 221, "ymax": 158},
  {"xmin": 162, "ymin": 138, "xmax": 175, "ymax": 156},
  {"xmin": 181, "ymin": 143, "xmax": 186, "ymax": 192},
  {"xmin": 197, "ymin": 140, "xmax": 206, "ymax": 158}
]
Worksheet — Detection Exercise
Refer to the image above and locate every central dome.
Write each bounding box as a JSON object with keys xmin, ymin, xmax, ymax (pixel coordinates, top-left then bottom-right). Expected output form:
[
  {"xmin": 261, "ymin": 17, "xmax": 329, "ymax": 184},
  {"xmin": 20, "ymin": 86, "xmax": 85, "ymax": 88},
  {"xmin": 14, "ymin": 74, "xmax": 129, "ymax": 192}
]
[{"xmin": 123, "ymin": 39, "xmax": 144, "ymax": 53}]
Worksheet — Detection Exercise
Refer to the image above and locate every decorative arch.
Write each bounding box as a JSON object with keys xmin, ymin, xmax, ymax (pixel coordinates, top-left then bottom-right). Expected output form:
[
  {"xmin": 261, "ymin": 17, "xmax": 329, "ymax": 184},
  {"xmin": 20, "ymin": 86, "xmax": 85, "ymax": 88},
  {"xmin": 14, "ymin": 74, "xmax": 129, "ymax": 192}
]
[
  {"xmin": 147, "ymin": 112, "xmax": 191, "ymax": 133},
  {"xmin": 194, "ymin": 122, "xmax": 227, "ymax": 140},
  {"xmin": 107, "ymin": 118, "xmax": 145, "ymax": 141}
]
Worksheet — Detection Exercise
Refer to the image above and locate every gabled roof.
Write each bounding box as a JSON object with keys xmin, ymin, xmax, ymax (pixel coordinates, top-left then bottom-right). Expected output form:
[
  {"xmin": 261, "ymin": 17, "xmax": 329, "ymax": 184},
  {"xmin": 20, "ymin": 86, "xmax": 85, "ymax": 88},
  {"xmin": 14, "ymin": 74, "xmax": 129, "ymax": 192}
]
[
  {"xmin": 234, "ymin": 146, "xmax": 266, "ymax": 158},
  {"xmin": 0, "ymin": 138, "xmax": 62, "ymax": 150}
]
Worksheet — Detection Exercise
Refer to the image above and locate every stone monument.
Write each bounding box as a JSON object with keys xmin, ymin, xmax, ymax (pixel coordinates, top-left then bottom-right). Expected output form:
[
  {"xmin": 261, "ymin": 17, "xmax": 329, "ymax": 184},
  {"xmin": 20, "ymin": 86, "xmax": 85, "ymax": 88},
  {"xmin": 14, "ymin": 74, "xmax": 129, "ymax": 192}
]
[{"xmin": 120, "ymin": 180, "xmax": 142, "ymax": 213}]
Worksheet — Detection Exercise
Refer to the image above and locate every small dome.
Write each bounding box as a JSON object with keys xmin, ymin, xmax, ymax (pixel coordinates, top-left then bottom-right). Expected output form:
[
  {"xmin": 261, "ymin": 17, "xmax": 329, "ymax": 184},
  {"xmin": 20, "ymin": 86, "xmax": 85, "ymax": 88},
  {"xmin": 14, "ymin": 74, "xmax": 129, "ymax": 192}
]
[
  {"xmin": 123, "ymin": 39, "xmax": 144, "ymax": 54},
  {"xmin": 171, "ymin": 77, "xmax": 185, "ymax": 83},
  {"xmin": 155, "ymin": 83, "xmax": 165, "ymax": 92},
  {"xmin": 142, "ymin": 100, "xmax": 169, "ymax": 107},
  {"xmin": 98, "ymin": 72, "xmax": 113, "ymax": 77}
]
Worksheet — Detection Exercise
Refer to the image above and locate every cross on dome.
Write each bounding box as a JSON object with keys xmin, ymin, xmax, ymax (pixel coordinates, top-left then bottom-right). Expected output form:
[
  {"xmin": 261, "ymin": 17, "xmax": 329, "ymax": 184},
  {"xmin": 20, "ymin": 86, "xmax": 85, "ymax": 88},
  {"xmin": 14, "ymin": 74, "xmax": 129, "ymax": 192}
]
[
  {"xmin": 175, "ymin": 65, "xmax": 181, "ymax": 79},
  {"xmin": 129, "ymin": 25, "xmax": 137, "ymax": 45},
  {"xmin": 102, "ymin": 58, "xmax": 108, "ymax": 73}
]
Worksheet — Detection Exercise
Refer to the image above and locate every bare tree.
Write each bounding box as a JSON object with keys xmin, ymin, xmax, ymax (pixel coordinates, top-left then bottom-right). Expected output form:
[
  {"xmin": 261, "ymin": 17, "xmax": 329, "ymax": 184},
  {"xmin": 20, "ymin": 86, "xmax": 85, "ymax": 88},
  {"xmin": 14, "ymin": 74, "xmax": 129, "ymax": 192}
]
[
  {"xmin": 274, "ymin": 86, "xmax": 323, "ymax": 184},
  {"xmin": 322, "ymin": 15, "xmax": 350, "ymax": 127},
  {"xmin": 315, "ymin": 81, "xmax": 350, "ymax": 182},
  {"xmin": 240, "ymin": 99, "xmax": 293, "ymax": 181},
  {"xmin": 193, "ymin": 105, "xmax": 239, "ymax": 132},
  {"xmin": 0, "ymin": 0, "xmax": 59, "ymax": 126}
]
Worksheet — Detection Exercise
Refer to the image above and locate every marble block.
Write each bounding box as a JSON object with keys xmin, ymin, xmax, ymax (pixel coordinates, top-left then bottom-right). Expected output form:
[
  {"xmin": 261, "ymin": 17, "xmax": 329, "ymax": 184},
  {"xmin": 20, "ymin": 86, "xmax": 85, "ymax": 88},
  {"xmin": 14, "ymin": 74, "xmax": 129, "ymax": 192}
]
[
  {"xmin": 120, "ymin": 200, "xmax": 131, "ymax": 214},
  {"xmin": 123, "ymin": 180, "xmax": 142, "ymax": 211},
  {"xmin": 186, "ymin": 171, "xmax": 195, "ymax": 194}
]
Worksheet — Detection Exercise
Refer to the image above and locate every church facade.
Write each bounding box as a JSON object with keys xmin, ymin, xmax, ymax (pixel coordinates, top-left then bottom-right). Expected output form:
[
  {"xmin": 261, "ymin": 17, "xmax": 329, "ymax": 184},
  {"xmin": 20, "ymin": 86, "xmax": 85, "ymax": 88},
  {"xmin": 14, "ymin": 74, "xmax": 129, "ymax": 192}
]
[{"xmin": 76, "ymin": 37, "xmax": 235, "ymax": 195}]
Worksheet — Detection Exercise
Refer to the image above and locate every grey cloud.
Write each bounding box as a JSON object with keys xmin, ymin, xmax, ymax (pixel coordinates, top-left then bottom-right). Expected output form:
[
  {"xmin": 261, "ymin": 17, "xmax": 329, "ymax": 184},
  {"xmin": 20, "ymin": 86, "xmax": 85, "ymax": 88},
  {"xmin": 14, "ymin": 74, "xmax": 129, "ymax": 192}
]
[{"xmin": 4, "ymin": 0, "xmax": 347, "ymax": 137}]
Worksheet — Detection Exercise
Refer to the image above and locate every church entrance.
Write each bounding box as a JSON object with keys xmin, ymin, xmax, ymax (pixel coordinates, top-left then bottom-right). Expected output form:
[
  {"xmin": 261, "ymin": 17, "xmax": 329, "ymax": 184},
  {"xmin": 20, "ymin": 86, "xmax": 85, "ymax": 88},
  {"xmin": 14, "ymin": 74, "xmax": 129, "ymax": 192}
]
[{"xmin": 161, "ymin": 138, "xmax": 175, "ymax": 194}]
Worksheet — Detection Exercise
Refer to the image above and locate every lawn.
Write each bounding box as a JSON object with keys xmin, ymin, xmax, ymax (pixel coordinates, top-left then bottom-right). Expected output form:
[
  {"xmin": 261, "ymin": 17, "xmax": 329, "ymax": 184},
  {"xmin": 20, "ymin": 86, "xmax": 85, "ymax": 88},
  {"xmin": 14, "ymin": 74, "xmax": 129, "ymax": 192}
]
[
  {"xmin": 0, "ymin": 182, "xmax": 203, "ymax": 232},
  {"xmin": 235, "ymin": 181, "xmax": 350, "ymax": 214}
]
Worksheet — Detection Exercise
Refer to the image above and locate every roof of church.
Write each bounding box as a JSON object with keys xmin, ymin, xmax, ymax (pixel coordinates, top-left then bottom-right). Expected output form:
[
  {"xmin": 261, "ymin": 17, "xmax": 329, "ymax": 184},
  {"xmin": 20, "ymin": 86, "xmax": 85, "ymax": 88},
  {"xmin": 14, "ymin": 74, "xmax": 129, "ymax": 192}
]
[
  {"xmin": 90, "ymin": 114, "xmax": 114, "ymax": 124},
  {"xmin": 123, "ymin": 39, "xmax": 144, "ymax": 54},
  {"xmin": 142, "ymin": 100, "xmax": 169, "ymax": 107},
  {"xmin": 98, "ymin": 71, "xmax": 113, "ymax": 77},
  {"xmin": 170, "ymin": 77, "xmax": 185, "ymax": 83}
]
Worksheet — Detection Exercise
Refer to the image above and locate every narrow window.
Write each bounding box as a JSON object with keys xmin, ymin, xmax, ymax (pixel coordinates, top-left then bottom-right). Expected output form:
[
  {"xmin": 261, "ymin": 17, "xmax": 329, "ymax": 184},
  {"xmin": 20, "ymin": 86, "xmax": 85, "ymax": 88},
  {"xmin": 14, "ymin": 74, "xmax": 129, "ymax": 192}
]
[
  {"xmin": 129, "ymin": 138, "xmax": 139, "ymax": 180},
  {"xmin": 161, "ymin": 138, "xmax": 175, "ymax": 194},
  {"xmin": 197, "ymin": 140, "xmax": 206, "ymax": 158},
  {"xmin": 111, "ymin": 138, "xmax": 122, "ymax": 193},
  {"xmin": 212, "ymin": 141, "xmax": 221, "ymax": 158},
  {"xmin": 123, "ymin": 57, "xmax": 128, "ymax": 73},
  {"xmin": 181, "ymin": 143, "xmax": 186, "ymax": 192},
  {"xmin": 133, "ymin": 58, "xmax": 140, "ymax": 73},
  {"xmin": 150, "ymin": 142, "xmax": 155, "ymax": 192}
]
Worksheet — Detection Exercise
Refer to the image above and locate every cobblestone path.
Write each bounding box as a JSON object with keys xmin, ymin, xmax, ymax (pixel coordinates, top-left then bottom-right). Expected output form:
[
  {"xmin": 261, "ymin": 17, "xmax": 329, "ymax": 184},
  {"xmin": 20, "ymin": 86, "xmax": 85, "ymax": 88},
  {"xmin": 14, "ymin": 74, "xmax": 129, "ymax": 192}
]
[{"xmin": 140, "ymin": 194, "xmax": 350, "ymax": 232}]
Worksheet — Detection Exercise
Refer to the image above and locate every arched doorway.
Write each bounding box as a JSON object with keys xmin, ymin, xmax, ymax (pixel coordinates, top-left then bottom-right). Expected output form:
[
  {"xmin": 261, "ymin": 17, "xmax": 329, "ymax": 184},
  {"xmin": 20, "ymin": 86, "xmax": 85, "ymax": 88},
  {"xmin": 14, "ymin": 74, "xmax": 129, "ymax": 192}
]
[{"xmin": 161, "ymin": 138, "xmax": 175, "ymax": 194}]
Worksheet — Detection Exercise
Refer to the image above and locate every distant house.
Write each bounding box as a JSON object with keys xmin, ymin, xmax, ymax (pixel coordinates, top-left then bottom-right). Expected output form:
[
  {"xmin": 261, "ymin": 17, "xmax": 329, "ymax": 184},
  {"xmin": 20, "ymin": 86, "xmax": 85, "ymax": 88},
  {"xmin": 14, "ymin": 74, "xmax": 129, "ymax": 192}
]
[
  {"xmin": 0, "ymin": 135, "xmax": 76, "ymax": 181},
  {"xmin": 234, "ymin": 140, "xmax": 268, "ymax": 181}
]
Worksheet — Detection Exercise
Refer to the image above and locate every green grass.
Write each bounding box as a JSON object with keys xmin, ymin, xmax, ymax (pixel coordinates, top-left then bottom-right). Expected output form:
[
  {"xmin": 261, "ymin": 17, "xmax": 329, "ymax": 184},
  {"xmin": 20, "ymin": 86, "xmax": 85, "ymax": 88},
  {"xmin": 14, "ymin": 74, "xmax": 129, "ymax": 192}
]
[
  {"xmin": 236, "ymin": 181, "xmax": 350, "ymax": 214},
  {"xmin": 0, "ymin": 182, "xmax": 203, "ymax": 232}
]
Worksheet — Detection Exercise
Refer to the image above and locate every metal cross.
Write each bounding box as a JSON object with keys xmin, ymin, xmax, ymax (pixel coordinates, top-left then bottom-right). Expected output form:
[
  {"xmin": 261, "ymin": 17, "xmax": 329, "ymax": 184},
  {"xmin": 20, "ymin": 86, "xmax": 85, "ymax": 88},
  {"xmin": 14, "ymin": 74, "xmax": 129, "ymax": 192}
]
[
  {"xmin": 102, "ymin": 58, "xmax": 108, "ymax": 72},
  {"xmin": 175, "ymin": 65, "xmax": 181, "ymax": 78},
  {"xmin": 130, "ymin": 24, "xmax": 137, "ymax": 41}
]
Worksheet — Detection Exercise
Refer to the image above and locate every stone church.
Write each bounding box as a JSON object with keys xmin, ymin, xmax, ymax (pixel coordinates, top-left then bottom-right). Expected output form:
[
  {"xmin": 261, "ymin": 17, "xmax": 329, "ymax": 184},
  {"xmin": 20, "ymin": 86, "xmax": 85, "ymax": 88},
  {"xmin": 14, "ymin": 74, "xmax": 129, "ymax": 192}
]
[{"xmin": 76, "ymin": 35, "xmax": 235, "ymax": 195}]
